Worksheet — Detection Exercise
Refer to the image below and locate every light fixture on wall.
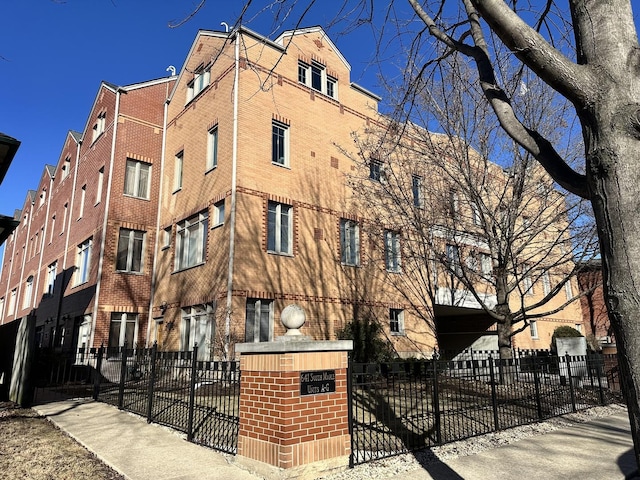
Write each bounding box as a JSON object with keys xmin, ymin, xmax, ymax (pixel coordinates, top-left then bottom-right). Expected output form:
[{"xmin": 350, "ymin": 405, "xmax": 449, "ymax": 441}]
[
  {"xmin": 165, "ymin": 320, "xmax": 175, "ymax": 332},
  {"xmin": 160, "ymin": 301, "xmax": 168, "ymax": 315}
]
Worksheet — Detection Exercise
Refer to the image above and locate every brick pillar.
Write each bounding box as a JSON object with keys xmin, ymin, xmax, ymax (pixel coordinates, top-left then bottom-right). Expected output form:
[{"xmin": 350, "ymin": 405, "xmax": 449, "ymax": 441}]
[{"xmin": 235, "ymin": 338, "xmax": 352, "ymax": 476}]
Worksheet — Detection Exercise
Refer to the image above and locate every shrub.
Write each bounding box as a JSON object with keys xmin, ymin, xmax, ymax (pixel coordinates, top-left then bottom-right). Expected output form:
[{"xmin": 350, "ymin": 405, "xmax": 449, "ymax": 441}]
[
  {"xmin": 551, "ymin": 325, "xmax": 584, "ymax": 353},
  {"xmin": 336, "ymin": 315, "xmax": 396, "ymax": 363}
]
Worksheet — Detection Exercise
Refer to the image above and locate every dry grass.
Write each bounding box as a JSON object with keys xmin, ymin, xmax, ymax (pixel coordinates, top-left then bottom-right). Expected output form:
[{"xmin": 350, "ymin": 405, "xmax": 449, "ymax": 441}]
[{"xmin": 0, "ymin": 402, "xmax": 124, "ymax": 480}]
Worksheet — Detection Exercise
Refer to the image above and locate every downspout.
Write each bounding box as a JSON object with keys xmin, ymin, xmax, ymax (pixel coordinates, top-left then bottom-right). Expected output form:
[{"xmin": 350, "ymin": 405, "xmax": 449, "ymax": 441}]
[
  {"xmin": 224, "ymin": 30, "xmax": 240, "ymax": 360},
  {"xmin": 147, "ymin": 98, "xmax": 170, "ymax": 345},
  {"xmin": 88, "ymin": 89, "xmax": 121, "ymax": 348}
]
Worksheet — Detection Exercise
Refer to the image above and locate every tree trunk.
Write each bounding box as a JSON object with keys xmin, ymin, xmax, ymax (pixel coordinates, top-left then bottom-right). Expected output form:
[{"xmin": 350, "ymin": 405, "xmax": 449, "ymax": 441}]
[{"xmin": 586, "ymin": 114, "xmax": 640, "ymax": 467}]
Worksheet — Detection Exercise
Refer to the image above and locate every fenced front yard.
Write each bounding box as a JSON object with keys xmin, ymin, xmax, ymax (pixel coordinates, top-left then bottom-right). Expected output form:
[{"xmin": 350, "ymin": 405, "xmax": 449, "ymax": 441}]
[
  {"xmin": 349, "ymin": 353, "xmax": 623, "ymax": 466},
  {"xmin": 31, "ymin": 346, "xmax": 623, "ymax": 468}
]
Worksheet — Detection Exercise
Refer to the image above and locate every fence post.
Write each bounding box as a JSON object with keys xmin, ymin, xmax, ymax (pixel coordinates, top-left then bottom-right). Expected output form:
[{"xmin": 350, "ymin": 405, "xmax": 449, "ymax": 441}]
[
  {"xmin": 533, "ymin": 362, "xmax": 543, "ymax": 420},
  {"xmin": 187, "ymin": 344, "xmax": 198, "ymax": 442},
  {"xmin": 432, "ymin": 357, "xmax": 442, "ymax": 445},
  {"xmin": 93, "ymin": 345, "xmax": 104, "ymax": 401},
  {"xmin": 565, "ymin": 353, "xmax": 577, "ymax": 412},
  {"xmin": 118, "ymin": 344, "xmax": 128, "ymax": 409},
  {"xmin": 594, "ymin": 356, "xmax": 605, "ymax": 405},
  {"xmin": 488, "ymin": 356, "xmax": 500, "ymax": 431},
  {"xmin": 347, "ymin": 353, "xmax": 354, "ymax": 468},
  {"xmin": 146, "ymin": 342, "xmax": 158, "ymax": 423}
]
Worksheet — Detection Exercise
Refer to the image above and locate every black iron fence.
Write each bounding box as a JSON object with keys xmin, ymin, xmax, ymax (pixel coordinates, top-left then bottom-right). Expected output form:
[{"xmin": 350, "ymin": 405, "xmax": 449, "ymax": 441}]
[
  {"xmin": 349, "ymin": 353, "xmax": 622, "ymax": 466},
  {"xmin": 32, "ymin": 344, "xmax": 240, "ymax": 454}
]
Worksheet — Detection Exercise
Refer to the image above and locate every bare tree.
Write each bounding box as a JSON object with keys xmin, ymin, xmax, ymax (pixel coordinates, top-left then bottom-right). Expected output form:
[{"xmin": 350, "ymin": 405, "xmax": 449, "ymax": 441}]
[{"xmin": 348, "ymin": 58, "xmax": 597, "ymax": 363}]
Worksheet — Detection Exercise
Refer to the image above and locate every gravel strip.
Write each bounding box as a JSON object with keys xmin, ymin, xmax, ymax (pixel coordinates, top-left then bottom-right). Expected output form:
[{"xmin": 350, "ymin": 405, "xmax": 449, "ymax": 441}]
[{"xmin": 318, "ymin": 403, "xmax": 628, "ymax": 479}]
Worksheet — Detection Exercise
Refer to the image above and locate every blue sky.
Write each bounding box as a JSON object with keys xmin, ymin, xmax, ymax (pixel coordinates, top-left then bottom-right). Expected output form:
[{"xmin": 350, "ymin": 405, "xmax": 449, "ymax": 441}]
[{"xmin": 0, "ymin": 0, "xmax": 383, "ymax": 219}]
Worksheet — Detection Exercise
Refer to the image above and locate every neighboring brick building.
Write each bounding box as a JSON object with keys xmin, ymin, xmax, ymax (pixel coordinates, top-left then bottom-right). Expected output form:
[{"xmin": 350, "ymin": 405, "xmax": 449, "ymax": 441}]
[
  {"xmin": 577, "ymin": 260, "xmax": 616, "ymax": 352},
  {"xmin": 0, "ymin": 26, "xmax": 584, "ymax": 358},
  {"xmin": 0, "ymin": 77, "xmax": 176, "ymax": 350}
]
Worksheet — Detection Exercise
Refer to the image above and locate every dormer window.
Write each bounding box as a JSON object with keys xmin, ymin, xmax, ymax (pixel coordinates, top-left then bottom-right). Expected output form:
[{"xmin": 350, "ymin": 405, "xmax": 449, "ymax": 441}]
[
  {"xmin": 187, "ymin": 65, "xmax": 211, "ymax": 102},
  {"xmin": 298, "ymin": 60, "xmax": 337, "ymax": 99}
]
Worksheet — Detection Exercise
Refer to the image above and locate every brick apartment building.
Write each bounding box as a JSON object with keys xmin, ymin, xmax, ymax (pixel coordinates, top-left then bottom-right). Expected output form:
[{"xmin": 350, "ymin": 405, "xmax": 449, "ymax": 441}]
[
  {"xmin": 0, "ymin": 77, "xmax": 176, "ymax": 351},
  {"xmin": 0, "ymin": 26, "xmax": 584, "ymax": 358}
]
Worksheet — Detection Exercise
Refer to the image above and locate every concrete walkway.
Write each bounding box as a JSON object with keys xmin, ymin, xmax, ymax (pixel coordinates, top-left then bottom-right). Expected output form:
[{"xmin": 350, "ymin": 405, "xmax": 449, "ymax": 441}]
[{"xmin": 33, "ymin": 398, "xmax": 639, "ymax": 480}]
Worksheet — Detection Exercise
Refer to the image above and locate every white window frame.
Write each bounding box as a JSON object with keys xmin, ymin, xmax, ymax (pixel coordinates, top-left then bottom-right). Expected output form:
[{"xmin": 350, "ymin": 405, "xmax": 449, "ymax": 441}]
[
  {"xmin": 245, "ymin": 298, "xmax": 273, "ymax": 343},
  {"xmin": 340, "ymin": 219, "xmax": 360, "ymax": 266},
  {"xmin": 108, "ymin": 312, "xmax": 138, "ymax": 349},
  {"xmin": 96, "ymin": 167, "xmax": 104, "ymax": 205},
  {"xmin": 162, "ymin": 227, "xmax": 171, "ymax": 249},
  {"xmin": 116, "ymin": 228, "xmax": 145, "ymax": 273},
  {"xmin": 385, "ymin": 230, "xmax": 401, "ymax": 272},
  {"xmin": 92, "ymin": 112, "xmax": 106, "ymax": 143},
  {"xmin": 298, "ymin": 60, "xmax": 338, "ymax": 99},
  {"xmin": 267, "ymin": 201, "xmax": 292, "ymax": 255},
  {"xmin": 480, "ymin": 253, "xmax": 492, "ymax": 276},
  {"xmin": 173, "ymin": 151, "xmax": 183, "ymax": 192},
  {"xmin": 78, "ymin": 185, "xmax": 86, "ymax": 219},
  {"xmin": 530, "ymin": 320, "xmax": 539, "ymax": 339},
  {"xmin": 213, "ymin": 200, "xmax": 225, "ymax": 228},
  {"xmin": 369, "ymin": 159, "xmax": 383, "ymax": 181},
  {"xmin": 181, "ymin": 304, "xmax": 215, "ymax": 360},
  {"xmin": 124, "ymin": 159, "xmax": 151, "ymax": 200},
  {"xmin": 45, "ymin": 261, "xmax": 57, "ymax": 295},
  {"xmin": 75, "ymin": 238, "xmax": 92, "ymax": 286},
  {"xmin": 8, "ymin": 289, "xmax": 16, "ymax": 316},
  {"xmin": 175, "ymin": 211, "xmax": 208, "ymax": 271},
  {"xmin": 61, "ymin": 157, "xmax": 71, "ymax": 180},
  {"xmin": 412, "ymin": 175, "xmax": 423, "ymax": 207},
  {"xmin": 446, "ymin": 244, "xmax": 462, "ymax": 275},
  {"xmin": 390, "ymin": 308, "xmax": 405, "ymax": 335},
  {"xmin": 22, "ymin": 276, "xmax": 34, "ymax": 309},
  {"xmin": 187, "ymin": 67, "xmax": 211, "ymax": 102},
  {"xmin": 542, "ymin": 271, "xmax": 551, "ymax": 296},
  {"xmin": 272, "ymin": 121, "xmax": 289, "ymax": 167},
  {"xmin": 565, "ymin": 279, "xmax": 574, "ymax": 300},
  {"xmin": 206, "ymin": 126, "xmax": 219, "ymax": 171},
  {"xmin": 472, "ymin": 202, "xmax": 482, "ymax": 226}
]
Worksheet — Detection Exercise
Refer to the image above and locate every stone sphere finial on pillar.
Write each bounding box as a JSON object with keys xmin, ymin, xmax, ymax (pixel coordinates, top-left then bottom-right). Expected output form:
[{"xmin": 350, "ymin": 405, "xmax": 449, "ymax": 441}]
[{"xmin": 281, "ymin": 304, "xmax": 306, "ymax": 336}]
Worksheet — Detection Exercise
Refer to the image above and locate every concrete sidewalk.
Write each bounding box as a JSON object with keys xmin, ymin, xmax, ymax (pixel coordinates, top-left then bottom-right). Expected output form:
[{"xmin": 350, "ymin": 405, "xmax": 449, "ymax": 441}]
[{"xmin": 33, "ymin": 398, "xmax": 639, "ymax": 480}]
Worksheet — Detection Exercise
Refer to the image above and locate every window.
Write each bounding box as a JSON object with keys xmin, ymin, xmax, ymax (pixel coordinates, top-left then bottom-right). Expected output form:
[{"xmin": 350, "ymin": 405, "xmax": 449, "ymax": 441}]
[
  {"xmin": 124, "ymin": 159, "xmax": 151, "ymax": 199},
  {"xmin": 369, "ymin": 159, "xmax": 383, "ymax": 181},
  {"xmin": 575, "ymin": 323, "xmax": 583, "ymax": 334},
  {"xmin": 62, "ymin": 203, "xmax": 68, "ymax": 233},
  {"xmin": 92, "ymin": 112, "xmax": 106, "ymax": 142},
  {"xmin": 412, "ymin": 175, "xmax": 423, "ymax": 207},
  {"xmin": 390, "ymin": 309, "xmax": 404, "ymax": 335},
  {"xmin": 116, "ymin": 228, "xmax": 145, "ymax": 273},
  {"xmin": 245, "ymin": 298, "xmax": 273, "ymax": 342},
  {"xmin": 22, "ymin": 276, "xmax": 34, "ymax": 309},
  {"xmin": 267, "ymin": 201, "xmax": 292, "ymax": 254},
  {"xmin": 385, "ymin": 230, "xmax": 401, "ymax": 272},
  {"xmin": 181, "ymin": 304, "xmax": 215, "ymax": 360},
  {"xmin": 522, "ymin": 265, "xmax": 534, "ymax": 295},
  {"xmin": 565, "ymin": 280, "xmax": 574, "ymax": 300},
  {"xmin": 472, "ymin": 202, "xmax": 482, "ymax": 226},
  {"xmin": 45, "ymin": 261, "xmax": 57, "ymax": 295},
  {"xmin": 298, "ymin": 61, "xmax": 337, "ymax": 99},
  {"xmin": 75, "ymin": 238, "xmax": 92, "ymax": 285},
  {"xmin": 96, "ymin": 167, "xmax": 104, "ymax": 204},
  {"xmin": 50, "ymin": 215, "xmax": 56, "ymax": 243},
  {"xmin": 480, "ymin": 253, "xmax": 492, "ymax": 276},
  {"xmin": 108, "ymin": 312, "xmax": 137, "ymax": 348},
  {"xmin": 213, "ymin": 200, "xmax": 225, "ymax": 228},
  {"xmin": 0, "ymin": 297, "xmax": 4, "ymax": 320},
  {"xmin": 173, "ymin": 151, "xmax": 183, "ymax": 192},
  {"xmin": 61, "ymin": 157, "xmax": 71, "ymax": 180},
  {"xmin": 446, "ymin": 244, "xmax": 462, "ymax": 275},
  {"xmin": 187, "ymin": 67, "xmax": 211, "ymax": 102},
  {"xmin": 449, "ymin": 191, "xmax": 459, "ymax": 217},
  {"xmin": 8, "ymin": 289, "xmax": 16, "ymax": 316},
  {"xmin": 542, "ymin": 272, "xmax": 551, "ymax": 296},
  {"xmin": 340, "ymin": 219, "xmax": 360, "ymax": 266},
  {"xmin": 162, "ymin": 226, "xmax": 171, "ymax": 249},
  {"xmin": 39, "ymin": 189, "xmax": 46, "ymax": 207},
  {"xmin": 530, "ymin": 320, "xmax": 539, "ymax": 339},
  {"xmin": 272, "ymin": 121, "xmax": 289, "ymax": 166},
  {"xmin": 207, "ymin": 126, "xmax": 218, "ymax": 171},
  {"xmin": 175, "ymin": 211, "xmax": 208, "ymax": 270},
  {"xmin": 78, "ymin": 185, "xmax": 86, "ymax": 219}
]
